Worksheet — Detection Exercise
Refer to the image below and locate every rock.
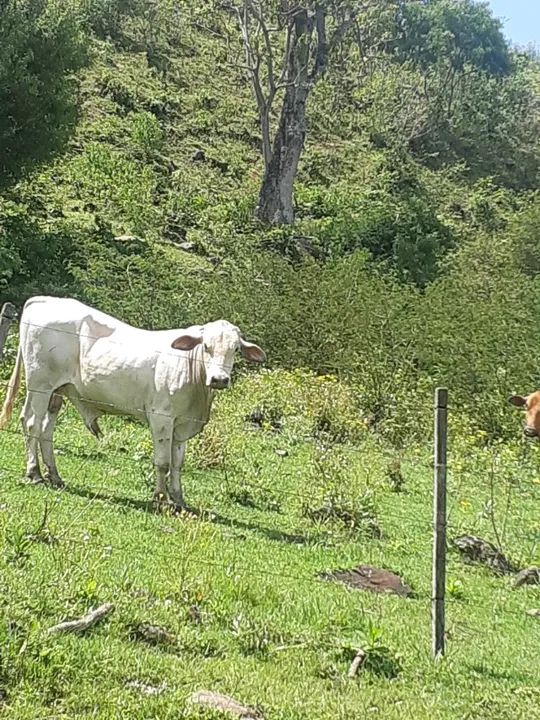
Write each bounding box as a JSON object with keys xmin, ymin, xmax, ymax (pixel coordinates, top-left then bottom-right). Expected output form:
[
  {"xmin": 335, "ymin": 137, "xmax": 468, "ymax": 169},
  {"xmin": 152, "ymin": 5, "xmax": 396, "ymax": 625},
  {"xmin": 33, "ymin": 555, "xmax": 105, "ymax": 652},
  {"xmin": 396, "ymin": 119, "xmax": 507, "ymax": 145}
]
[
  {"xmin": 130, "ymin": 622, "xmax": 176, "ymax": 646},
  {"xmin": 294, "ymin": 236, "xmax": 324, "ymax": 260},
  {"xmin": 274, "ymin": 449, "xmax": 288, "ymax": 457},
  {"xmin": 320, "ymin": 565, "xmax": 412, "ymax": 597},
  {"xmin": 188, "ymin": 690, "xmax": 263, "ymax": 719},
  {"xmin": 453, "ymin": 535, "xmax": 517, "ymax": 574},
  {"xmin": 114, "ymin": 234, "xmax": 141, "ymax": 243},
  {"xmin": 177, "ymin": 241, "xmax": 197, "ymax": 252},
  {"xmin": 526, "ymin": 609, "xmax": 540, "ymax": 618},
  {"xmin": 191, "ymin": 148, "xmax": 205, "ymax": 162},
  {"xmin": 513, "ymin": 566, "xmax": 540, "ymax": 588}
]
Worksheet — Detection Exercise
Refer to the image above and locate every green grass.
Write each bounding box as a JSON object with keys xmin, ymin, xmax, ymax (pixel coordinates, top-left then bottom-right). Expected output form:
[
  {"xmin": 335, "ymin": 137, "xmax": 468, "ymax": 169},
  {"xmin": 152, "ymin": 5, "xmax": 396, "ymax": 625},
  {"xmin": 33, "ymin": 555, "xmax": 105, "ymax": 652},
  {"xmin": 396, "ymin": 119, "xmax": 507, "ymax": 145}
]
[{"xmin": 0, "ymin": 399, "xmax": 538, "ymax": 719}]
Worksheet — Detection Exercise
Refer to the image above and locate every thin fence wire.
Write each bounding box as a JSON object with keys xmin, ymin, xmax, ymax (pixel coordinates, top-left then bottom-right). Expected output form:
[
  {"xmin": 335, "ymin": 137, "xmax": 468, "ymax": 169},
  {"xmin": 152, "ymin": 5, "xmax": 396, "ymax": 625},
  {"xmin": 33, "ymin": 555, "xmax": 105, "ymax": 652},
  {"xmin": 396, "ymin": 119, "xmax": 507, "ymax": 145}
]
[
  {"xmin": 0, "ymin": 321, "xmax": 538, "ymax": 636},
  {"xmin": 2, "ymin": 318, "xmax": 260, "ymax": 371},
  {"xmin": 0, "ymin": 394, "xmax": 537, "ymax": 543},
  {"xmin": 0, "ymin": 386, "xmax": 536, "ymax": 542},
  {"xmin": 5, "ymin": 494, "xmax": 534, "ymax": 630},
  {"xmin": 0, "ymin": 424, "xmax": 437, "ymax": 529},
  {"xmin": 0, "ymin": 446, "xmax": 536, "ymax": 628}
]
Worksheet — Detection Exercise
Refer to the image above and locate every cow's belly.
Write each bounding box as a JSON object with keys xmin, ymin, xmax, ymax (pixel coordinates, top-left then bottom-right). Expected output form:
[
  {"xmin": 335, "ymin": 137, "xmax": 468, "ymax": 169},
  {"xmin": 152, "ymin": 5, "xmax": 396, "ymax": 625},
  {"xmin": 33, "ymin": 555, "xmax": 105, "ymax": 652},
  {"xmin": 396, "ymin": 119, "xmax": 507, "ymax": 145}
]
[{"xmin": 76, "ymin": 353, "xmax": 152, "ymax": 422}]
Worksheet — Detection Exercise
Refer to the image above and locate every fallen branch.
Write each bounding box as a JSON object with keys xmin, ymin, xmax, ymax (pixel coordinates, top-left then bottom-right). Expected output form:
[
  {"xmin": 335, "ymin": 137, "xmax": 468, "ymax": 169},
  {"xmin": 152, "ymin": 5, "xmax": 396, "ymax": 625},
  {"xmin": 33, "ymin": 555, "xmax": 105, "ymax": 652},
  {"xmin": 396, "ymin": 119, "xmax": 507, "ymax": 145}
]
[
  {"xmin": 47, "ymin": 603, "xmax": 114, "ymax": 635},
  {"xmin": 188, "ymin": 690, "xmax": 263, "ymax": 719},
  {"xmin": 347, "ymin": 648, "xmax": 367, "ymax": 677}
]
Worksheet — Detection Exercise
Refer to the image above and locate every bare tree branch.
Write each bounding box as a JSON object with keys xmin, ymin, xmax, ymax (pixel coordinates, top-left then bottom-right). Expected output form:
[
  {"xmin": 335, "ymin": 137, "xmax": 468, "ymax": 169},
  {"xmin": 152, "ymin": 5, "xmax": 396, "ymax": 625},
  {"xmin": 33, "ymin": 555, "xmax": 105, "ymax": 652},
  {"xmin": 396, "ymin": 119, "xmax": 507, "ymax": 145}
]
[
  {"xmin": 249, "ymin": 1, "xmax": 277, "ymax": 98},
  {"xmin": 219, "ymin": 1, "xmax": 363, "ymax": 224}
]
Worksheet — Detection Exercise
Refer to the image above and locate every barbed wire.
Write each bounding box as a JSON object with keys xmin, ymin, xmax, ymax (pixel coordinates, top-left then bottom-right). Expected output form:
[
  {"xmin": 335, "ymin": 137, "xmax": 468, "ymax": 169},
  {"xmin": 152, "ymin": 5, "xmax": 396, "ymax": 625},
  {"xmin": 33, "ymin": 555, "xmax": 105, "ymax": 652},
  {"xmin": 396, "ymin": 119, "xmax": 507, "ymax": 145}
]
[
  {"xmin": 1, "ymin": 419, "xmax": 537, "ymax": 541},
  {"xmin": 0, "ymin": 382, "xmax": 214, "ymax": 425},
  {"xmin": 0, "ymin": 321, "xmax": 538, "ymax": 633},
  {"xmin": 2, "ymin": 489, "xmax": 535, "ymax": 628},
  {"xmin": 1, "ymin": 317, "xmax": 263, "ymax": 370},
  {"xmin": 0, "ymin": 435, "xmax": 437, "ymax": 532}
]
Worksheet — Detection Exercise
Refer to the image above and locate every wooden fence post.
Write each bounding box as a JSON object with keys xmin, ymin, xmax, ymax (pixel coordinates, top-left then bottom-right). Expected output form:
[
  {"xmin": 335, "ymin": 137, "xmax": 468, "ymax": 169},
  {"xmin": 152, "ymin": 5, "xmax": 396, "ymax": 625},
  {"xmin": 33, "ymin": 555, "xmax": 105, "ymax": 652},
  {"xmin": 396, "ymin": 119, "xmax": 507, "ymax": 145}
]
[
  {"xmin": 432, "ymin": 387, "xmax": 448, "ymax": 659},
  {"xmin": 0, "ymin": 302, "xmax": 16, "ymax": 362}
]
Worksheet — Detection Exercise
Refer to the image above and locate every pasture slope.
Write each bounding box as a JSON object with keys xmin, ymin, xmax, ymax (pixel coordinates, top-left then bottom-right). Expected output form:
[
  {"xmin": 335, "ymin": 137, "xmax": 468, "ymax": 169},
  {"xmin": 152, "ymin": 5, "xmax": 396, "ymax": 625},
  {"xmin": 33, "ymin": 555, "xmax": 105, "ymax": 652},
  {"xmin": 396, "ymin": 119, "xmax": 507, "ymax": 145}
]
[{"xmin": 0, "ymin": 366, "xmax": 538, "ymax": 720}]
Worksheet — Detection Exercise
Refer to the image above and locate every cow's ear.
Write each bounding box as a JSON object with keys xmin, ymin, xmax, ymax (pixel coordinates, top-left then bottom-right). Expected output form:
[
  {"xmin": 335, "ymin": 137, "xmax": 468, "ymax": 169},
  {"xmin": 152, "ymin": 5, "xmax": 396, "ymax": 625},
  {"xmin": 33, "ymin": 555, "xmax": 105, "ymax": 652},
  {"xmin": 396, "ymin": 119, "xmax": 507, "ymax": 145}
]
[
  {"xmin": 508, "ymin": 394, "xmax": 527, "ymax": 408},
  {"xmin": 240, "ymin": 338, "xmax": 266, "ymax": 363},
  {"xmin": 171, "ymin": 333, "xmax": 202, "ymax": 351}
]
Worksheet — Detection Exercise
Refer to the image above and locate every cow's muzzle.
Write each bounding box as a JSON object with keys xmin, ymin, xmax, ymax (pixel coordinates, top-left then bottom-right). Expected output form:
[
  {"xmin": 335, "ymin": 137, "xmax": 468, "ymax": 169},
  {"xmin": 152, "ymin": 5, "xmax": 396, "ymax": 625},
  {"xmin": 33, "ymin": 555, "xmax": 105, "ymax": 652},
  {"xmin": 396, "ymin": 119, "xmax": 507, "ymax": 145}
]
[{"xmin": 524, "ymin": 425, "xmax": 538, "ymax": 438}]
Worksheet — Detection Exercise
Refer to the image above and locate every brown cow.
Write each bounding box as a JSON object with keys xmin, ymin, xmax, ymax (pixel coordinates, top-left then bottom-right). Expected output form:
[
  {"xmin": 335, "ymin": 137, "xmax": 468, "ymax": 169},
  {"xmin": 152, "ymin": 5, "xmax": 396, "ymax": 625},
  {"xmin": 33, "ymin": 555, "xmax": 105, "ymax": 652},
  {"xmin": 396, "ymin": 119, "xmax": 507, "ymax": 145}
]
[{"xmin": 508, "ymin": 392, "xmax": 540, "ymax": 437}]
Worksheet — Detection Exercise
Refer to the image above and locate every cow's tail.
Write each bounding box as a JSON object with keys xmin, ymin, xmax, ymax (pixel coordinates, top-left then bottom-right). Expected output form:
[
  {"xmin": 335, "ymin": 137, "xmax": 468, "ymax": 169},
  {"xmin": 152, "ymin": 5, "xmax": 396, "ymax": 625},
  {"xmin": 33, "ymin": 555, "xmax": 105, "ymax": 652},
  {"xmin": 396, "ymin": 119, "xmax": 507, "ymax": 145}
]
[{"xmin": 0, "ymin": 345, "xmax": 22, "ymax": 429}]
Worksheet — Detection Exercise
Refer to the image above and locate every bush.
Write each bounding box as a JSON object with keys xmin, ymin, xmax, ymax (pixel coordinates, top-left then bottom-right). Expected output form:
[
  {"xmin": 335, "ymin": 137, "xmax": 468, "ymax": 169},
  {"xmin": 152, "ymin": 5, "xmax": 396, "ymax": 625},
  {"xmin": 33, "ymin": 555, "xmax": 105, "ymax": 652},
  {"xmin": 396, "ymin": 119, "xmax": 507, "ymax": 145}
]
[{"xmin": 0, "ymin": 0, "xmax": 88, "ymax": 183}]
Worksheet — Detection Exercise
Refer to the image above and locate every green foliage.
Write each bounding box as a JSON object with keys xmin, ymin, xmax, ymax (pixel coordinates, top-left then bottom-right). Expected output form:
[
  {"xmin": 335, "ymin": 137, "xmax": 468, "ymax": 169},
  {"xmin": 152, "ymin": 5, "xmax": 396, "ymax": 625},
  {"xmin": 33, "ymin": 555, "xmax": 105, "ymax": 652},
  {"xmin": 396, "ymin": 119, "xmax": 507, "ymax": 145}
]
[
  {"xmin": 0, "ymin": 2, "xmax": 539, "ymax": 713},
  {"xmin": 294, "ymin": 171, "xmax": 454, "ymax": 285},
  {"xmin": 0, "ymin": 0, "xmax": 539, "ymax": 451},
  {"xmin": 0, "ymin": 0, "xmax": 88, "ymax": 183},
  {"xmin": 0, "ymin": 384, "xmax": 536, "ymax": 717},
  {"xmin": 393, "ymin": 0, "xmax": 511, "ymax": 76},
  {"xmin": 0, "ymin": 196, "xmax": 77, "ymax": 302},
  {"xmin": 418, "ymin": 225, "xmax": 540, "ymax": 439}
]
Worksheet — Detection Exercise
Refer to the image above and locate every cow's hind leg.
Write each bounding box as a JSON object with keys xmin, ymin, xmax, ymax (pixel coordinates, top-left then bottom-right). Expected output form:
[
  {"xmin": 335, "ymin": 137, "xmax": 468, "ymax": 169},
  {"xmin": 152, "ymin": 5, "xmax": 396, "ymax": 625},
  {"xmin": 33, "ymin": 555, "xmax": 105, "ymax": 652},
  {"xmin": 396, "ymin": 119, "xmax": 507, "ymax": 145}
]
[
  {"xmin": 168, "ymin": 438, "xmax": 187, "ymax": 511},
  {"xmin": 20, "ymin": 389, "xmax": 51, "ymax": 484},
  {"xmin": 149, "ymin": 416, "xmax": 173, "ymax": 510},
  {"xmin": 39, "ymin": 391, "xmax": 64, "ymax": 488}
]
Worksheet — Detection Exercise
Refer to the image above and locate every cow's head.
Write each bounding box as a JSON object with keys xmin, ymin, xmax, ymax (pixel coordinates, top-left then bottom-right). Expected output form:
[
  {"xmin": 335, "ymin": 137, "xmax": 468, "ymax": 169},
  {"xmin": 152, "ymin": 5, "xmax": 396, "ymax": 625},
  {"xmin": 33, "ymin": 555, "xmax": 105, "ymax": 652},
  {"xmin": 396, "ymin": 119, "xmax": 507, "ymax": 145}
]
[
  {"xmin": 171, "ymin": 320, "xmax": 265, "ymax": 390},
  {"xmin": 508, "ymin": 391, "xmax": 540, "ymax": 438}
]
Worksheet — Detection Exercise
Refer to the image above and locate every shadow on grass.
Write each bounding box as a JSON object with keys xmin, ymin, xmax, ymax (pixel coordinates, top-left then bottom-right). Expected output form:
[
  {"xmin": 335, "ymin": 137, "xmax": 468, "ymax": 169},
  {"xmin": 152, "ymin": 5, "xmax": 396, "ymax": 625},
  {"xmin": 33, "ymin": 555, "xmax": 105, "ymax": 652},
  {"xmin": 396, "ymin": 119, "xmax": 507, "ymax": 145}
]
[
  {"xmin": 467, "ymin": 663, "xmax": 538, "ymax": 684},
  {"xmin": 60, "ymin": 483, "xmax": 317, "ymax": 546}
]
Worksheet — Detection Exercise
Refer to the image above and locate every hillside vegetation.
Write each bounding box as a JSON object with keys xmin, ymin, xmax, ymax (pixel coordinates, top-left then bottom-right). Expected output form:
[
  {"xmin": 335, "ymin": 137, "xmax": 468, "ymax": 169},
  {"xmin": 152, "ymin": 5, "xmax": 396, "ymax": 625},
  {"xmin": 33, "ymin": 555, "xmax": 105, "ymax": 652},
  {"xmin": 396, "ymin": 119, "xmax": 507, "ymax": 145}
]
[
  {"xmin": 1, "ymin": 0, "xmax": 540, "ymax": 439},
  {"xmin": 0, "ymin": 0, "xmax": 539, "ymax": 717}
]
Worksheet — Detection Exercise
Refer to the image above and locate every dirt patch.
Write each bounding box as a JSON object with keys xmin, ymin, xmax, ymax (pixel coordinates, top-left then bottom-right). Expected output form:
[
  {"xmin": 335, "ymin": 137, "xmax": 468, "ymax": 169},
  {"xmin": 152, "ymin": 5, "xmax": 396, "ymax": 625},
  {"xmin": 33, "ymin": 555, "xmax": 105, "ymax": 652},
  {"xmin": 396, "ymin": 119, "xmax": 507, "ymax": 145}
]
[{"xmin": 320, "ymin": 565, "xmax": 412, "ymax": 597}]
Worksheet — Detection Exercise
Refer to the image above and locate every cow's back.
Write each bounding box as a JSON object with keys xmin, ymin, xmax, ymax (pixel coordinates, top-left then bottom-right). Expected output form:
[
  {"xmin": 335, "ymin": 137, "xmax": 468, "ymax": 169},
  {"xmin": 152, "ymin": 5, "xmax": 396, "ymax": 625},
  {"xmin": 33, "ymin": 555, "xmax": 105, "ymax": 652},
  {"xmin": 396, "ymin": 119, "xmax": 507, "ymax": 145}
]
[{"xmin": 20, "ymin": 296, "xmax": 123, "ymax": 387}]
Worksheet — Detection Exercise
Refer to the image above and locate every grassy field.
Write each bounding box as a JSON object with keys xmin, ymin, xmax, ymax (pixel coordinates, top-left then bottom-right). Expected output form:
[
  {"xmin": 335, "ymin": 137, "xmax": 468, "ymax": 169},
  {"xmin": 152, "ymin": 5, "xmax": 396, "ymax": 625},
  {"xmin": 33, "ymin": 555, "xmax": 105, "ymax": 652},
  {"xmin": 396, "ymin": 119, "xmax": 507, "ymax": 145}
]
[{"xmin": 0, "ymin": 380, "xmax": 538, "ymax": 719}]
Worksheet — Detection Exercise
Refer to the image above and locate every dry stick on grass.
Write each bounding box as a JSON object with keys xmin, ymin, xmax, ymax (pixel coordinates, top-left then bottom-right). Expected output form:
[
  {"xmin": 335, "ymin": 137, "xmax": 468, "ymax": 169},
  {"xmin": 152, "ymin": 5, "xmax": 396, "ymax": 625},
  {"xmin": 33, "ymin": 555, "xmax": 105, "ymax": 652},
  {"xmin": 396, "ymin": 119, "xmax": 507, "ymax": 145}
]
[
  {"xmin": 47, "ymin": 603, "xmax": 115, "ymax": 635},
  {"xmin": 347, "ymin": 649, "xmax": 367, "ymax": 677},
  {"xmin": 188, "ymin": 690, "xmax": 263, "ymax": 719}
]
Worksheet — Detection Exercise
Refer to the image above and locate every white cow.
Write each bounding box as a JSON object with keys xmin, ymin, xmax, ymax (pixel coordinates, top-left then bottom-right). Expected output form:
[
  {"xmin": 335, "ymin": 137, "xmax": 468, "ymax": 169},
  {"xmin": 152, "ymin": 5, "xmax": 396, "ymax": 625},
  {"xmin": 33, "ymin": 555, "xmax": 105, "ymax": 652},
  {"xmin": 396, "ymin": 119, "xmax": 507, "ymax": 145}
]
[{"xmin": 0, "ymin": 296, "xmax": 265, "ymax": 509}]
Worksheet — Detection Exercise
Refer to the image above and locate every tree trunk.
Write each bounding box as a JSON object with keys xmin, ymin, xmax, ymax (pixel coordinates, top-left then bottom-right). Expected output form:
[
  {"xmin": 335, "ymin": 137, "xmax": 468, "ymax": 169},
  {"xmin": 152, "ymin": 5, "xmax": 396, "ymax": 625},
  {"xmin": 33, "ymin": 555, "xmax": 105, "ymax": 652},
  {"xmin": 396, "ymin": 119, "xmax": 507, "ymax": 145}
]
[
  {"xmin": 256, "ymin": 83, "xmax": 308, "ymax": 225},
  {"xmin": 255, "ymin": 8, "xmax": 312, "ymax": 226}
]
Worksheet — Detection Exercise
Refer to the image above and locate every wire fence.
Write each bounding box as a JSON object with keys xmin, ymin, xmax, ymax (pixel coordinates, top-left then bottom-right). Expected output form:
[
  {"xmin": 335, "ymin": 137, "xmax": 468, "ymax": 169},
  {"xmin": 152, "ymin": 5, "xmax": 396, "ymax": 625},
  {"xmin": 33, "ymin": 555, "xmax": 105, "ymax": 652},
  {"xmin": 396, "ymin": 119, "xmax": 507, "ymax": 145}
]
[{"xmin": 0, "ymin": 316, "xmax": 538, "ymax": 661}]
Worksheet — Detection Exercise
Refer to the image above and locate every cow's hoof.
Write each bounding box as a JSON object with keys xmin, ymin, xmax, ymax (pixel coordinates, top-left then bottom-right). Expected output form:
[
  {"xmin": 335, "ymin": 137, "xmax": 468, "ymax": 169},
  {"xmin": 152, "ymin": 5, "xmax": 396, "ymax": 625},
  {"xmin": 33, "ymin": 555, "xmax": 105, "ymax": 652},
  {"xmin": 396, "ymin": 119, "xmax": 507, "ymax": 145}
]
[
  {"xmin": 46, "ymin": 476, "xmax": 65, "ymax": 489},
  {"xmin": 23, "ymin": 474, "xmax": 44, "ymax": 486},
  {"xmin": 173, "ymin": 504, "xmax": 197, "ymax": 519},
  {"xmin": 152, "ymin": 493, "xmax": 171, "ymax": 512}
]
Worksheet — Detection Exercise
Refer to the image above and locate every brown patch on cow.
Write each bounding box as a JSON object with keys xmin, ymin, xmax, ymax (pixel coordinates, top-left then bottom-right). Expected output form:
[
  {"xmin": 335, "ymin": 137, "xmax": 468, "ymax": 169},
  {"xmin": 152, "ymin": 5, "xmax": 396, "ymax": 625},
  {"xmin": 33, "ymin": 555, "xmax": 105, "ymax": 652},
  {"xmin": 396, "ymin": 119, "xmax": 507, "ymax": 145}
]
[{"xmin": 319, "ymin": 565, "xmax": 412, "ymax": 597}]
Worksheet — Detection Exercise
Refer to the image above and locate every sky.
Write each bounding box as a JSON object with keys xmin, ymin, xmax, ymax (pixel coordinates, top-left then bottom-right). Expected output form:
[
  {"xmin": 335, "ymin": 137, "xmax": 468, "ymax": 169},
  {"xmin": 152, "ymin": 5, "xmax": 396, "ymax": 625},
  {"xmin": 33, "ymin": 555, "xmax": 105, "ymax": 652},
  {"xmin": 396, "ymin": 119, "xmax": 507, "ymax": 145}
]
[{"xmin": 487, "ymin": 1, "xmax": 540, "ymax": 49}]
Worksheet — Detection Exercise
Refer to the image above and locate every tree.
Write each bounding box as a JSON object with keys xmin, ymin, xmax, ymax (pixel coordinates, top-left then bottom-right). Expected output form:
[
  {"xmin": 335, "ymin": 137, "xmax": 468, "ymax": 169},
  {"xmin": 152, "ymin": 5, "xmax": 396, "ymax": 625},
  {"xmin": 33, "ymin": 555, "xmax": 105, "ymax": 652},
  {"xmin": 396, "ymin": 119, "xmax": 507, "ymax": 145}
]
[
  {"xmin": 223, "ymin": 1, "xmax": 358, "ymax": 225},
  {"xmin": 0, "ymin": 0, "xmax": 87, "ymax": 184}
]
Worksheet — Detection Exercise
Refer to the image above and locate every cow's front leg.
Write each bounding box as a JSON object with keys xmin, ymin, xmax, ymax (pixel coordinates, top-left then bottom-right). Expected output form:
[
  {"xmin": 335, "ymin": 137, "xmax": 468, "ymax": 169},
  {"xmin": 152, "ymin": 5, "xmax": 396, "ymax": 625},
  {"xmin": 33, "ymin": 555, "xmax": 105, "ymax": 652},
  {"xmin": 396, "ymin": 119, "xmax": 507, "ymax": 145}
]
[
  {"xmin": 149, "ymin": 416, "xmax": 173, "ymax": 510},
  {"xmin": 168, "ymin": 437, "xmax": 187, "ymax": 511}
]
